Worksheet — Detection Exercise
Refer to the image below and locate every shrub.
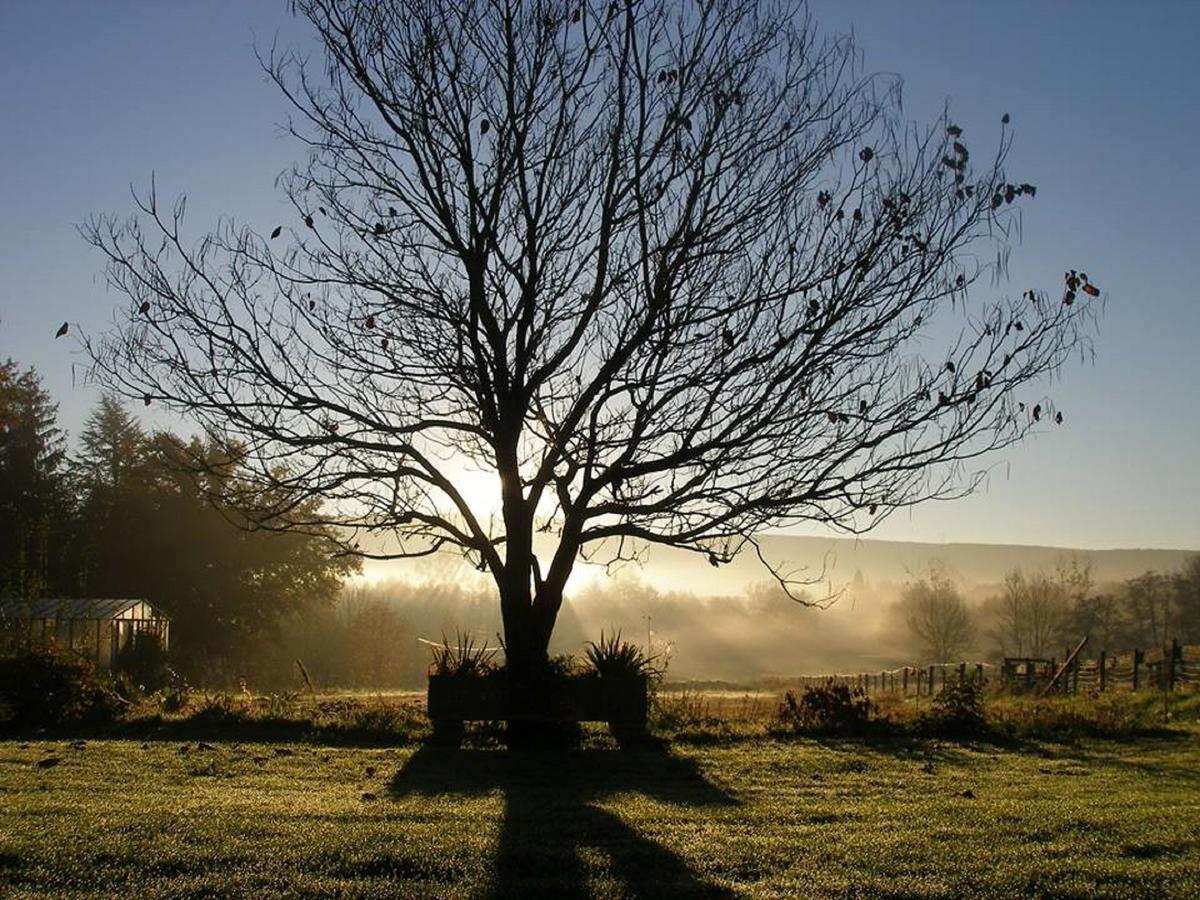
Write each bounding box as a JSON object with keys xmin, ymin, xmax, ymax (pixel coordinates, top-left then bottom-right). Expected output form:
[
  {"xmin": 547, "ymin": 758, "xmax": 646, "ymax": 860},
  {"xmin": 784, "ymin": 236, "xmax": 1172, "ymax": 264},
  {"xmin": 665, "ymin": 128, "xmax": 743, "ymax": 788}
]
[
  {"xmin": 115, "ymin": 631, "xmax": 172, "ymax": 694},
  {"xmin": 919, "ymin": 676, "xmax": 990, "ymax": 737},
  {"xmin": 186, "ymin": 692, "xmax": 243, "ymax": 726},
  {"xmin": 156, "ymin": 681, "xmax": 190, "ymax": 714},
  {"xmin": 547, "ymin": 653, "xmax": 582, "ymax": 678},
  {"xmin": 652, "ymin": 690, "xmax": 719, "ymax": 730},
  {"xmin": 0, "ymin": 642, "xmax": 121, "ymax": 728},
  {"xmin": 777, "ymin": 682, "xmax": 875, "ymax": 735},
  {"xmin": 584, "ymin": 630, "xmax": 661, "ymax": 680}
]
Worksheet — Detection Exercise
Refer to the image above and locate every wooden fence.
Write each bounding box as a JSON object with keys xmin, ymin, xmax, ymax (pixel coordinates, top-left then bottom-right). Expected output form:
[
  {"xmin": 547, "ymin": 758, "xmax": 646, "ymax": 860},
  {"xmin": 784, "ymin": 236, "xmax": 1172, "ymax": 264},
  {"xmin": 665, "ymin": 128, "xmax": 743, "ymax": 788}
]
[
  {"xmin": 790, "ymin": 639, "xmax": 1200, "ymax": 697},
  {"xmin": 1001, "ymin": 639, "xmax": 1199, "ymax": 695}
]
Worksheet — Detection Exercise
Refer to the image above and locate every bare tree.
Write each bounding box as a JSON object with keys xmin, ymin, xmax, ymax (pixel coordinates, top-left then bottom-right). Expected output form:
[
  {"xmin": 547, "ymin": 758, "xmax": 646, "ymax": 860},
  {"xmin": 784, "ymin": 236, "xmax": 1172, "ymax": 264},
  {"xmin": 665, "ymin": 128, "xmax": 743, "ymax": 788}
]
[
  {"xmin": 986, "ymin": 569, "xmax": 1032, "ymax": 658},
  {"xmin": 82, "ymin": 0, "xmax": 1096, "ymax": 678},
  {"xmin": 986, "ymin": 568, "xmax": 1072, "ymax": 659},
  {"xmin": 1123, "ymin": 571, "xmax": 1174, "ymax": 649},
  {"xmin": 1174, "ymin": 555, "xmax": 1200, "ymax": 644},
  {"xmin": 902, "ymin": 563, "xmax": 974, "ymax": 663}
]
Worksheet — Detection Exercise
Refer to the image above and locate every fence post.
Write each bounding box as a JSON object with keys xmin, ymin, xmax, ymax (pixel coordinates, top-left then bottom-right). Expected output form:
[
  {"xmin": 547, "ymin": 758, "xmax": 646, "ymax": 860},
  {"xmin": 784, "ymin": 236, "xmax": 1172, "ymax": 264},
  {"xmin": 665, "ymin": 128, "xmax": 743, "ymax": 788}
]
[
  {"xmin": 1169, "ymin": 639, "xmax": 1179, "ymax": 692},
  {"xmin": 1099, "ymin": 650, "xmax": 1106, "ymax": 693},
  {"xmin": 927, "ymin": 665, "xmax": 935, "ymax": 696},
  {"xmin": 958, "ymin": 662, "xmax": 966, "ymax": 683},
  {"xmin": 903, "ymin": 666, "xmax": 909, "ymax": 695},
  {"xmin": 975, "ymin": 663, "xmax": 983, "ymax": 685},
  {"xmin": 1072, "ymin": 656, "xmax": 1080, "ymax": 694},
  {"xmin": 1133, "ymin": 648, "xmax": 1141, "ymax": 692}
]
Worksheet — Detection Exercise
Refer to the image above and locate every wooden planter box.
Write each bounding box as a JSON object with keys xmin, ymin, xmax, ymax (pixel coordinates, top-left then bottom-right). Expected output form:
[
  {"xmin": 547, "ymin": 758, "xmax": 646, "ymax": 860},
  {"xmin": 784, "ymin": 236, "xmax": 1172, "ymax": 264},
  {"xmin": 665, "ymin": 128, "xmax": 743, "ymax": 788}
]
[{"xmin": 427, "ymin": 672, "xmax": 648, "ymax": 741}]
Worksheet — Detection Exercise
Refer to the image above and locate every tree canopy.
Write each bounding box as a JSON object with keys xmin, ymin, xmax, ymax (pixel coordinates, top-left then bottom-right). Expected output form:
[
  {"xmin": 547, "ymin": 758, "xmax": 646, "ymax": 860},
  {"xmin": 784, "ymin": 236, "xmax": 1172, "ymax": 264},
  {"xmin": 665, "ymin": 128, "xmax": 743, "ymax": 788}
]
[{"xmin": 82, "ymin": 0, "xmax": 1097, "ymax": 670}]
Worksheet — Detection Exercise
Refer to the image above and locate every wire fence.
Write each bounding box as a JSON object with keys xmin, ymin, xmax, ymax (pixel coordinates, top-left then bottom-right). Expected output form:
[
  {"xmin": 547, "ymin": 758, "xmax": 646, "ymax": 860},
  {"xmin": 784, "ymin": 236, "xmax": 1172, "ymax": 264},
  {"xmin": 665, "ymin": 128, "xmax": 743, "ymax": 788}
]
[{"xmin": 790, "ymin": 639, "xmax": 1199, "ymax": 697}]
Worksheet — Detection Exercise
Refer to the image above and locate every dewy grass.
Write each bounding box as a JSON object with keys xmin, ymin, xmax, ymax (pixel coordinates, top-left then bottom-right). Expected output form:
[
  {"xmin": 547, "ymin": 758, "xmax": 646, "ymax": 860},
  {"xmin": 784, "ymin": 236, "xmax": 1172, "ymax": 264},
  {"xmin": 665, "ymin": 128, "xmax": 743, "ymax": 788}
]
[{"xmin": 1, "ymin": 732, "xmax": 1197, "ymax": 898}]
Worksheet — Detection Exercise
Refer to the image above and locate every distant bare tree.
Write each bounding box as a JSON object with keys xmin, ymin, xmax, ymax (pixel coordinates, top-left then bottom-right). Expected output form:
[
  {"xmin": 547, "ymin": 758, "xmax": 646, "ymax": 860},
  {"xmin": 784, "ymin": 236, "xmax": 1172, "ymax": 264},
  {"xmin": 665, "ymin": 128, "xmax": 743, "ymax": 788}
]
[
  {"xmin": 1123, "ymin": 571, "xmax": 1174, "ymax": 649},
  {"xmin": 82, "ymin": 0, "xmax": 1096, "ymax": 678},
  {"xmin": 986, "ymin": 568, "xmax": 1068, "ymax": 659},
  {"xmin": 1174, "ymin": 555, "xmax": 1200, "ymax": 644},
  {"xmin": 902, "ymin": 564, "xmax": 974, "ymax": 663},
  {"xmin": 987, "ymin": 569, "xmax": 1031, "ymax": 658},
  {"xmin": 1066, "ymin": 590, "xmax": 1122, "ymax": 651},
  {"xmin": 1052, "ymin": 557, "xmax": 1122, "ymax": 649}
]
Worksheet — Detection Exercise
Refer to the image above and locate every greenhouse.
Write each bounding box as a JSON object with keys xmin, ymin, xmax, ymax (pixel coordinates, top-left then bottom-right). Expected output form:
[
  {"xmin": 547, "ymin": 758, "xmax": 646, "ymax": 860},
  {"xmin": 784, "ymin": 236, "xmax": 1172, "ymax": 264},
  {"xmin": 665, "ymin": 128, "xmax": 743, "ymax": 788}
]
[{"xmin": 0, "ymin": 597, "xmax": 169, "ymax": 669}]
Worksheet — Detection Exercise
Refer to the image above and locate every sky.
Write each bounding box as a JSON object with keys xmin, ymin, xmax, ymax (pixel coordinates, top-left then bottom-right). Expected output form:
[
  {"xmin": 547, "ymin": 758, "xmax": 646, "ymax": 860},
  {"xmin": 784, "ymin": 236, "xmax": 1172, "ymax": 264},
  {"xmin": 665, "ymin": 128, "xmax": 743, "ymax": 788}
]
[{"xmin": 1, "ymin": 1, "xmax": 1197, "ymax": 552}]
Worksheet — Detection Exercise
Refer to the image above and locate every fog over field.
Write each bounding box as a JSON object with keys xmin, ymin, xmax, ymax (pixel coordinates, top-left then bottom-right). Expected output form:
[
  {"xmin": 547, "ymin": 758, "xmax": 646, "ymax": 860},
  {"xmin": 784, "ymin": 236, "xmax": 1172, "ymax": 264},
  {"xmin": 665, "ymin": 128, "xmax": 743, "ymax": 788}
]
[{"xmin": 336, "ymin": 535, "xmax": 1196, "ymax": 686}]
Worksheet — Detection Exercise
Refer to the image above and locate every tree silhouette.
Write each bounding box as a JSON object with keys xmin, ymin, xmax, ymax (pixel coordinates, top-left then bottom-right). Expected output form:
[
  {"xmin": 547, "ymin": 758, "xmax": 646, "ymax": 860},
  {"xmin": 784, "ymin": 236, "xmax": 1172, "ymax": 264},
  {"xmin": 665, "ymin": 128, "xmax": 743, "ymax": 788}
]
[
  {"xmin": 64, "ymin": 397, "xmax": 358, "ymax": 681},
  {"xmin": 0, "ymin": 360, "xmax": 70, "ymax": 599},
  {"xmin": 82, "ymin": 0, "xmax": 1096, "ymax": 677},
  {"xmin": 902, "ymin": 564, "xmax": 974, "ymax": 663}
]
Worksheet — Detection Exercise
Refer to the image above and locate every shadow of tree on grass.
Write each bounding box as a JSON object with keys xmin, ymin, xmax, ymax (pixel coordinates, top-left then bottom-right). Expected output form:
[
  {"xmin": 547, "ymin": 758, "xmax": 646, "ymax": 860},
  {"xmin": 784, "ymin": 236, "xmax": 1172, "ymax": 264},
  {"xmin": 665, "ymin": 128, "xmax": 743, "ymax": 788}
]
[{"xmin": 390, "ymin": 741, "xmax": 738, "ymax": 898}]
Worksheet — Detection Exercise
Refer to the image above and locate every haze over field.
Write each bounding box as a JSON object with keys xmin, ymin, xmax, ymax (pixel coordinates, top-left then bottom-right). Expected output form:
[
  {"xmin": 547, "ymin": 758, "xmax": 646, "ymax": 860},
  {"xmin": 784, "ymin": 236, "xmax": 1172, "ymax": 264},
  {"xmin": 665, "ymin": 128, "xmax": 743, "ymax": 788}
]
[
  {"xmin": 359, "ymin": 533, "xmax": 1195, "ymax": 607},
  {"xmin": 342, "ymin": 536, "xmax": 1197, "ymax": 684}
]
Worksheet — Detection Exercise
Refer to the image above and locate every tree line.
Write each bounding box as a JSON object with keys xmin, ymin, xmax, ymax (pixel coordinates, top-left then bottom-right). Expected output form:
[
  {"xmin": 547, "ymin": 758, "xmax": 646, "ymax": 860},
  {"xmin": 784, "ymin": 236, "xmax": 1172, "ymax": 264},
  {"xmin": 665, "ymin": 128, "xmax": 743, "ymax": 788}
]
[
  {"xmin": 900, "ymin": 558, "xmax": 1200, "ymax": 664},
  {"xmin": 0, "ymin": 358, "xmax": 357, "ymax": 683}
]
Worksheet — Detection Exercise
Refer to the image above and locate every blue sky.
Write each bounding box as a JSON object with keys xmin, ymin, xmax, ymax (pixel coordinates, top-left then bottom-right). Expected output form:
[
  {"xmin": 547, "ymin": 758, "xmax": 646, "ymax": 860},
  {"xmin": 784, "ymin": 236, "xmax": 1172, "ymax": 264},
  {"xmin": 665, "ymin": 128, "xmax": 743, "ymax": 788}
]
[{"xmin": 1, "ymin": 1, "xmax": 1196, "ymax": 551}]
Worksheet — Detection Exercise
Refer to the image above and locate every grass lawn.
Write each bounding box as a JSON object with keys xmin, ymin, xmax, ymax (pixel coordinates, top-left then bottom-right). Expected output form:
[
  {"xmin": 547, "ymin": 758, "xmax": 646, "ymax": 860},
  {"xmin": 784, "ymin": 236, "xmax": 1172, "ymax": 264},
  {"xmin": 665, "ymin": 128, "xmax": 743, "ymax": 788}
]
[{"xmin": 1, "ymin": 731, "xmax": 1197, "ymax": 898}]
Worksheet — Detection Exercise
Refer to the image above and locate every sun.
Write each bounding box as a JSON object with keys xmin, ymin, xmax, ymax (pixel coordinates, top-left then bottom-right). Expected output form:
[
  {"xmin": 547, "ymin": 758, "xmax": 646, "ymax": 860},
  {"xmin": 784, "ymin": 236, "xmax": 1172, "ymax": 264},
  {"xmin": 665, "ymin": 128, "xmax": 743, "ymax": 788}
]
[{"xmin": 451, "ymin": 466, "xmax": 504, "ymax": 522}]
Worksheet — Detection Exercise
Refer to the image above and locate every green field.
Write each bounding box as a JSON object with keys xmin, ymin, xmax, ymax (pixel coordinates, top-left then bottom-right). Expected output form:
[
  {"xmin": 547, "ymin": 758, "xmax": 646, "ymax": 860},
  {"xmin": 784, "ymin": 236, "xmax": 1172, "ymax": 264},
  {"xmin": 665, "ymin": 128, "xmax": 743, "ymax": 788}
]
[{"xmin": 1, "ymin": 729, "xmax": 1198, "ymax": 898}]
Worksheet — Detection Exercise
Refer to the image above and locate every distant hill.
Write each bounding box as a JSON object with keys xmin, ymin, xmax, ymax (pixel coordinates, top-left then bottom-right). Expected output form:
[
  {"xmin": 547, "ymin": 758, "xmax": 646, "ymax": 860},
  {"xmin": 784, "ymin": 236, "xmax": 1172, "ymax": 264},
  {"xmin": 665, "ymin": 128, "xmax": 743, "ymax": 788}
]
[
  {"xmin": 359, "ymin": 532, "xmax": 1196, "ymax": 596},
  {"xmin": 608, "ymin": 534, "xmax": 1198, "ymax": 596}
]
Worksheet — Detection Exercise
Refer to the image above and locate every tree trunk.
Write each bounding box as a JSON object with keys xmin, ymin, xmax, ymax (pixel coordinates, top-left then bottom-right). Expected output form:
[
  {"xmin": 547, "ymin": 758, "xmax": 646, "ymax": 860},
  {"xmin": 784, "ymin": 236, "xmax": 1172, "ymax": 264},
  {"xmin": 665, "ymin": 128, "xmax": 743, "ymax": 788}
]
[
  {"xmin": 498, "ymin": 581, "xmax": 565, "ymax": 677},
  {"xmin": 499, "ymin": 578, "xmax": 575, "ymax": 745}
]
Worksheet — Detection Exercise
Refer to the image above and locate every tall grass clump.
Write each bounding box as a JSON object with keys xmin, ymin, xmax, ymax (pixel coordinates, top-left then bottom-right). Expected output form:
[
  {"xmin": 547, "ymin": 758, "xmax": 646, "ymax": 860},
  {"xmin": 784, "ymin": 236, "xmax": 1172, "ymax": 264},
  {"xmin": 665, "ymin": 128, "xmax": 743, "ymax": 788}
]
[
  {"xmin": 428, "ymin": 632, "xmax": 499, "ymax": 678},
  {"xmin": 584, "ymin": 630, "xmax": 662, "ymax": 679},
  {"xmin": 986, "ymin": 690, "xmax": 1196, "ymax": 741}
]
